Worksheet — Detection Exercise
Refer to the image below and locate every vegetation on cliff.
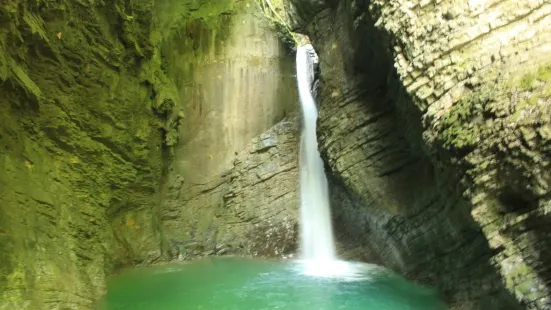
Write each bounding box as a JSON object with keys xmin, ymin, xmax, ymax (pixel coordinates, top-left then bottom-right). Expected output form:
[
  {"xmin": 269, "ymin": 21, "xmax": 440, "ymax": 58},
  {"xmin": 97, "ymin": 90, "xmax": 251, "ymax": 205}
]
[
  {"xmin": 1, "ymin": 0, "xmax": 298, "ymax": 308},
  {"xmin": 281, "ymin": 0, "xmax": 551, "ymax": 309}
]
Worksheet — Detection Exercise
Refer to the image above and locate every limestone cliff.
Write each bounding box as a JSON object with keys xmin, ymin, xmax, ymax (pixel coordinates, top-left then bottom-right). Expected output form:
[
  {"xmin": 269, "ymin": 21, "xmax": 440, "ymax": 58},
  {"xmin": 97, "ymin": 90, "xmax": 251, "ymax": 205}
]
[
  {"xmin": 159, "ymin": 1, "xmax": 300, "ymax": 258},
  {"xmin": 0, "ymin": 1, "xmax": 299, "ymax": 309},
  {"xmin": 5, "ymin": 0, "xmax": 548, "ymax": 309},
  {"xmin": 0, "ymin": 1, "xmax": 166, "ymax": 308},
  {"xmin": 162, "ymin": 117, "xmax": 300, "ymax": 258},
  {"xmin": 284, "ymin": 0, "xmax": 551, "ymax": 309}
]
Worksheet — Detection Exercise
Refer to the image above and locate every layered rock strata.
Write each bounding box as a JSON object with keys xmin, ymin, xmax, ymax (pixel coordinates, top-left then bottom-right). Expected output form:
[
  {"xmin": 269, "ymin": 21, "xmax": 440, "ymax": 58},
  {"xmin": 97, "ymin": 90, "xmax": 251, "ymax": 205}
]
[
  {"xmin": 0, "ymin": 1, "xmax": 166, "ymax": 308},
  {"xmin": 162, "ymin": 118, "xmax": 300, "ymax": 258},
  {"xmin": 0, "ymin": 1, "xmax": 300, "ymax": 308},
  {"xmin": 284, "ymin": 0, "xmax": 551, "ymax": 309}
]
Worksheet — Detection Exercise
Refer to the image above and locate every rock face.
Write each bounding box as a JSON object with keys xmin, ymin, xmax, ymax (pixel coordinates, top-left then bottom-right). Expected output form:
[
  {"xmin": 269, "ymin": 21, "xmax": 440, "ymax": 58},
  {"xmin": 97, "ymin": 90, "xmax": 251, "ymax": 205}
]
[
  {"xmin": 284, "ymin": 0, "xmax": 551, "ymax": 309},
  {"xmin": 6, "ymin": 0, "xmax": 549, "ymax": 309},
  {"xmin": 162, "ymin": 118, "xmax": 300, "ymax": 258},
  {"xmin": 0, "ymin": 1, "xmax": 167, "ymax": 308},
  {"xmin": 159, "ymin": 2, "xmax": 300, "ymax": 258},
  {"xmin": 0, "ymin": 0, "xmax": 300, "ymax": 309}
]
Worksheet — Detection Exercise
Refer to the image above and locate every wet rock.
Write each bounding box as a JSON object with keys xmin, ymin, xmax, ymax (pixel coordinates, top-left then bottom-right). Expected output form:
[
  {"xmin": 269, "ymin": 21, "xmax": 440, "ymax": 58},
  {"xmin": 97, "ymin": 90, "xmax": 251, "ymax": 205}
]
[
  {"xmin": 159, "ymin": 1, "xmax": 300, "ymax": 262},
  {"xmin": 0, "ymin": 0, "xmax": 298, "ymax": 309},
  {"xmin": 252, "ymin": 132, "xmax": 279, "ymax": 153},
  {"xmin": 285, "ymin": 0, "xmax": 551, "ymax": 309},
  {"xmin": 0, "ymin": 0, "xmax": 165, "ymax": 307},
  {"xmin": 161, "ymin": 117, "xmax": 300, "ymax": 259}
]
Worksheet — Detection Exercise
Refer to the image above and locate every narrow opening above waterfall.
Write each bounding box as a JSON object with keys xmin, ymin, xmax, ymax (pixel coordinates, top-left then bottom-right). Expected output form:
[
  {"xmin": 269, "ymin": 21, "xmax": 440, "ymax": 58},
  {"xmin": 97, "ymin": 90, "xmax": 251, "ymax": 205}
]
[{"xmin": 99, "ymin": 258, "xmax": 447, "ymax": 310}]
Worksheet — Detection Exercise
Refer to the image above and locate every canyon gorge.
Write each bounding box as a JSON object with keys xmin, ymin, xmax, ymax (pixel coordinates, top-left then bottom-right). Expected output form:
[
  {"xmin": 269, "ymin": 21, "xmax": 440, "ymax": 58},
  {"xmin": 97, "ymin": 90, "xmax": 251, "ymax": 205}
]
[{"xmin": 1, "ymin": 0, "xmax": 550, "ymax": 309}]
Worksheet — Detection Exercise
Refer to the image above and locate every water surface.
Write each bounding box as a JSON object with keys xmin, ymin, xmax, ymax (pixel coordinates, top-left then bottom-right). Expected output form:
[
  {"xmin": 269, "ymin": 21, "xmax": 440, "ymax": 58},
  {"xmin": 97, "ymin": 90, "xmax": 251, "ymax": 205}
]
[{"xmin": 99, "ymin": 258, "xmax": 447, "ymax": 310}]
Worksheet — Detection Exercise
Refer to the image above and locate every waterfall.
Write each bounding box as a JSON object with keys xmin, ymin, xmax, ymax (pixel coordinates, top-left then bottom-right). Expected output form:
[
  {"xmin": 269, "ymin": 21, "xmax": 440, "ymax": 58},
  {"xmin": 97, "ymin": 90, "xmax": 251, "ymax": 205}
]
[
  {"xmin": 296, "ymin": 44, "xmax": 337, "ymax": 263},
  {"xmin": 294, "ymin": 45, "xmax": 370, "ymax": 280}
]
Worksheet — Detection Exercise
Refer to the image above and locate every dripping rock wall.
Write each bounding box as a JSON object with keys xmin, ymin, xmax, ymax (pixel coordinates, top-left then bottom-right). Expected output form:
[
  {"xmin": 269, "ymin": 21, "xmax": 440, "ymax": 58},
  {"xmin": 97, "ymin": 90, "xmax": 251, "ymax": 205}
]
[{"xmin": 159, "ymin": 1, "xmax": 300, "ymax": 258}]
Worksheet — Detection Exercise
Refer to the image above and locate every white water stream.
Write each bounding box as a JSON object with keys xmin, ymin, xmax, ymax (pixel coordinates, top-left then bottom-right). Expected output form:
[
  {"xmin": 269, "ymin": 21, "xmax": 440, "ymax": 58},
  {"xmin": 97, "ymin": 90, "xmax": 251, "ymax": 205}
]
[
  {"xmin": 296, "ymin": 44, "xmax": 337, "ymax": 267},
  {"xmin": 296, "ymin": 44, "xmax": 375, "ymax": 280}
]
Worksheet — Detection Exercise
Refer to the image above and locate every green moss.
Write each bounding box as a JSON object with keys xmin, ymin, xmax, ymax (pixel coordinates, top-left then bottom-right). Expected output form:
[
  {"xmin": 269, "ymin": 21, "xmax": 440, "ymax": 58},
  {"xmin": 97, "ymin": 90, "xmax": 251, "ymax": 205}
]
[
  {"xmin": 528, "ymin": 94, "xmax": 539, "ymax": 105},
  {"xmin": 516, "ymin": 63, "xmax": 551, "ymax": 92},
  {"xmin": 255, "ymin": 0, "xmax": 297, "ymax": 51},
  {"xmin": 543, "ymin": 82, "xmax": 551, "ymax": 98},
  {"xmin": 437, "ymin": 86, "xmax": 495, "ymax": 153},
  {"xmin": 157, "ymin": 0, "xmax": 241, "ymax": 36},
  {"xmin": 538, "ymin": 124, "xmax": 551, "ymax": 140},
  {"xmin": 1, "ymin": 1, "xmax": 167, "ymax": 308},
  {"xmin": 519, "ymin": 73, "xmax": 536, "ymax": 91},
  {"xmin": 0, "ymin": 263, "xmax": 27, "ymax": 307},
  {"xmin": 503, "ymin": 261, "xmax": 542, "ymax": 302},
  {"xmin": 164, "ymin": 119, "xmax": 180, "ymax": 147},
  {"xmin": 536, "ymin": 63, "xmax": 551, "ymax": 82}
]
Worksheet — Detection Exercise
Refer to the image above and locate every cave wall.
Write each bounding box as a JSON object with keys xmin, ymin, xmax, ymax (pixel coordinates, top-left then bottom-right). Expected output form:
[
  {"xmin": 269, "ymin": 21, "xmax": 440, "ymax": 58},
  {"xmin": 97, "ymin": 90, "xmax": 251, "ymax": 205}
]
[
  {"xmin": 159, "ymin": 1, "xmax": 300, "ymax": 258},
  {"xmin": 285, "ymin": 0, "xmax": 551, "ymax": 309}
]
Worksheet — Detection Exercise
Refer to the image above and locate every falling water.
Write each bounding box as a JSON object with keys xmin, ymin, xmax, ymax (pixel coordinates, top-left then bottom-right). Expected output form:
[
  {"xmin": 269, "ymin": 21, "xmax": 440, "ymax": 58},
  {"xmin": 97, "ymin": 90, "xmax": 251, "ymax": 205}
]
[{"xmin": 296, "ymin": 44, "xmax": 337, "ymax": 265}]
